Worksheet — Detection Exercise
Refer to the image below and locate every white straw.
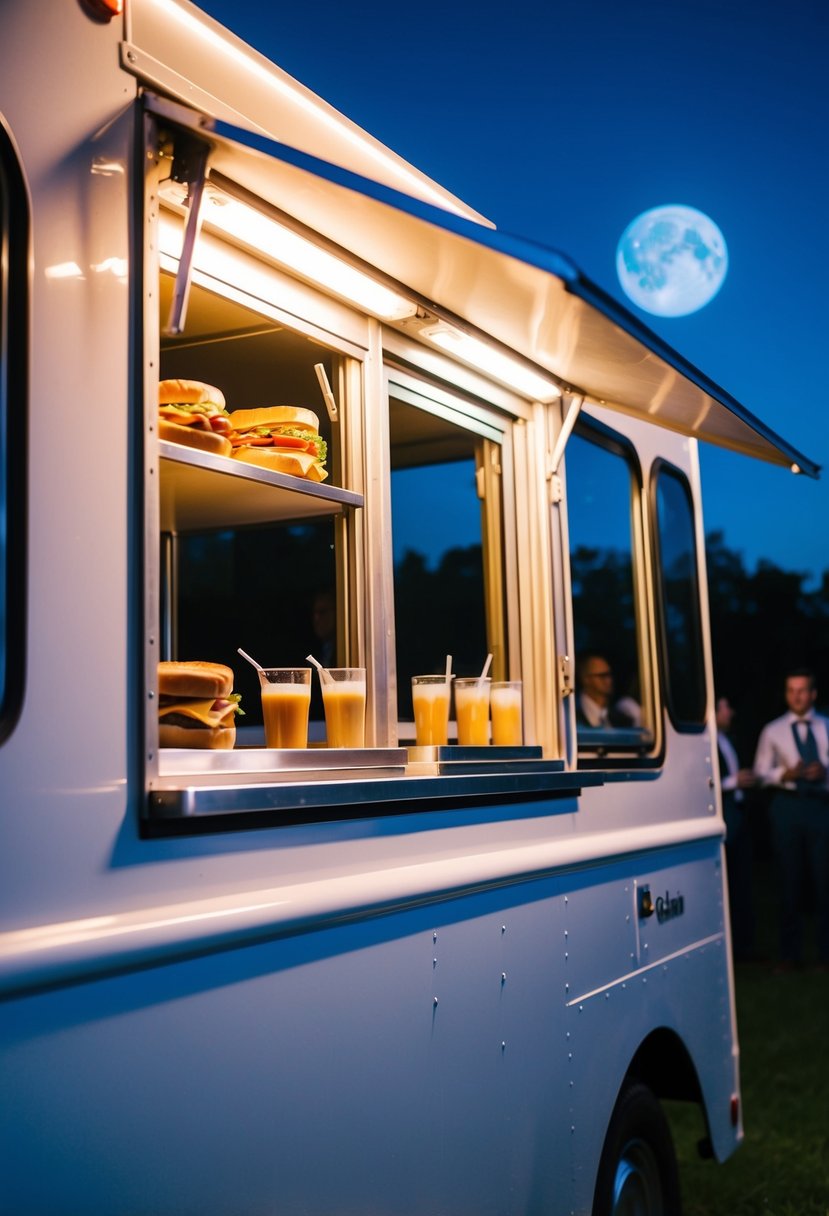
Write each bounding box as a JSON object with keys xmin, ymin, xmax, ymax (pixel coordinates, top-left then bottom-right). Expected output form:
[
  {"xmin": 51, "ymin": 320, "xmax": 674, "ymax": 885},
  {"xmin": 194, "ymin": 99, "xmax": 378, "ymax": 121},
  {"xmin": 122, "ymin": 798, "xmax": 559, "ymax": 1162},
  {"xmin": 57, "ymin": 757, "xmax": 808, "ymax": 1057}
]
[
  {"xmin": 237, "ymin": 647, "xmax": 264, "ymax": 672},
  {"xmin": 478, "ymin": 652, "xmax": 493, "ymax": 688},
  {"xmin": 444, "ymin": 654, "xmax": 453, "ymax": 686},
  {"xmin": 306, "ymin": 653, "xmax": 333, "ymax": 684}
]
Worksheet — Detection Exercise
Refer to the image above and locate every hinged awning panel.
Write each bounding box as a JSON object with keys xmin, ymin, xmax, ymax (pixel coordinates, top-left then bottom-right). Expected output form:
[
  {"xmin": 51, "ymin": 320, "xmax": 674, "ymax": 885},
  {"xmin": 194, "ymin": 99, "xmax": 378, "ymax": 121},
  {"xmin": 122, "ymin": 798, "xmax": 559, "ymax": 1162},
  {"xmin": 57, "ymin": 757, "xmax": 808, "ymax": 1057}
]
[
  {"xmin": 126, "ymin": 0, "xmax": 489, "ymax": 224},
  {"xmin": 148, "ymin": 98, "xmax": 819, "ymax": 478}
]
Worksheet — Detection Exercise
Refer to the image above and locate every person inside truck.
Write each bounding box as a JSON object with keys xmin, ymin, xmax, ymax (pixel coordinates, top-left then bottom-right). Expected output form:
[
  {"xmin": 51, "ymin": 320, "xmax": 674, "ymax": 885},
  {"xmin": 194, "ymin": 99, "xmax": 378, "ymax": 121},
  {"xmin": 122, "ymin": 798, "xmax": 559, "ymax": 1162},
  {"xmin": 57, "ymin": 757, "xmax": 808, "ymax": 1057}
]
[{"xmin": 575, "ymin": 653, "xmax": 636, "ymax": 729}]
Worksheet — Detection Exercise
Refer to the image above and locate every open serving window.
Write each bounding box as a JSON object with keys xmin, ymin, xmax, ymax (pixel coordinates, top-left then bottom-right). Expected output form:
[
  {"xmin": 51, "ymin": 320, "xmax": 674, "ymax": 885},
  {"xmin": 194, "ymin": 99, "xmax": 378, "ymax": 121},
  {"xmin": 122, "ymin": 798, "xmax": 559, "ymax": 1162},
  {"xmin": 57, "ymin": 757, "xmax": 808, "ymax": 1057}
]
[
  {"xmin": 142, "ymin": 103, "xmax": 586, "ymax": 828},
  {"xmin": 140, "ymin": 95, "xmax": 815, "ymax": 828}
]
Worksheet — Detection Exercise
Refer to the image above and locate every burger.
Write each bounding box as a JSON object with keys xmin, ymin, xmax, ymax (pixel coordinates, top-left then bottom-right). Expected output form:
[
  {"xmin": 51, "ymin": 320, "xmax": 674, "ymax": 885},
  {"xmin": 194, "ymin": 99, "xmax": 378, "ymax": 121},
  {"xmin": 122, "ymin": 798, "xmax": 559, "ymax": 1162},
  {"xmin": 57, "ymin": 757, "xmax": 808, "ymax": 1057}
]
[
  {"xmin": 158, "ymin": 379, "xmax": 235, "ymax": 458},
  {"xmin": 158, "ymin": 661, "xmax": 243, "ymax": 750},
  {"xmin": 228, "ymin": 406, "xmax": 328, "ymax": 482}
]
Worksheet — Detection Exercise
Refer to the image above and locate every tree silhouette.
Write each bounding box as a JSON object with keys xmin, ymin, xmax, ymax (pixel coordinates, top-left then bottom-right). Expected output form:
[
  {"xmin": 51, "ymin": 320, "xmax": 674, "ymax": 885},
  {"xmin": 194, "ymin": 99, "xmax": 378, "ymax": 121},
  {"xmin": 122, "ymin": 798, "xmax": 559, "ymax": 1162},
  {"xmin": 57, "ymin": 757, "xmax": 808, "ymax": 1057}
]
[{"xmin": 705, "ymin": 530, "xmax": 829, "ymax": 756}]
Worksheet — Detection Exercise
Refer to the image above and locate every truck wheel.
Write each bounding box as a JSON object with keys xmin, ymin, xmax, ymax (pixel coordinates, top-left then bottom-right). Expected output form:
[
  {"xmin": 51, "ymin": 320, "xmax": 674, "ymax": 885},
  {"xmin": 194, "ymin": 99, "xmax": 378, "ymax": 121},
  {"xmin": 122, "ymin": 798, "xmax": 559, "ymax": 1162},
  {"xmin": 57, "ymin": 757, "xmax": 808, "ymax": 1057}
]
[{"xmin": 592, "ymin": 1080, "xmax": 682, "ymax": 1216}]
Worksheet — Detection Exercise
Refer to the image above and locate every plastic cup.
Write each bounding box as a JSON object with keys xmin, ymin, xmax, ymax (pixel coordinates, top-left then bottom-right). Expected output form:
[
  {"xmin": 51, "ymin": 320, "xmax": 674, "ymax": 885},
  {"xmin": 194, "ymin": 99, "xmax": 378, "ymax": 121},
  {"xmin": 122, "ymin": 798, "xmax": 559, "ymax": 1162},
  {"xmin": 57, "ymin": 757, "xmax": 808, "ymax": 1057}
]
[
  {"xmin": 491, "ymin": 680, "xmax": 523, "ymax": 746},
  {"xmin": 258, "ymin": 668, "xmax": 311, "ymax": 748},
  {"xmin": 322, "ymin": 667, "xmax": 366, "ymax": 748},
  {"xmin": 454, "ymin": 677, "xmax": 491, "ymax": 747},
  {"xmin": 412, "ymin": 675, "xmax": 453, "ymax": 746}
]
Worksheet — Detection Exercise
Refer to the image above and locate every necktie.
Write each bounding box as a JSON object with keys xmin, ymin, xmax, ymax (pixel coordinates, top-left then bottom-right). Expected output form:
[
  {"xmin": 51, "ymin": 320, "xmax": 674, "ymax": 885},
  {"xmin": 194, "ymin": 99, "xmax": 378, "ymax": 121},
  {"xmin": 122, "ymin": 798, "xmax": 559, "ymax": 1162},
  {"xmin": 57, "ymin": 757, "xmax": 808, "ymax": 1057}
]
[{"xmin": 792, "ymin": 720, "xmax": 820, "ymax": 789}]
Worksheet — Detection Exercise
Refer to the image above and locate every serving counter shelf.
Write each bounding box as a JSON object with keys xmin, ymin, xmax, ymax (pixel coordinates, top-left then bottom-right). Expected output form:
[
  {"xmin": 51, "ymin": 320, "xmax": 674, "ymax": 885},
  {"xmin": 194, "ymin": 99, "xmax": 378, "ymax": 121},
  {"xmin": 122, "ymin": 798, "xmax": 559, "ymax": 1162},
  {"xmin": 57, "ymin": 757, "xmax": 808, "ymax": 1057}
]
[
  {"xmin": 405, "ymin": 744, "xmax": 552, "ymax": 775},
  {"xmin": 157, "ymin": 746, "xmax": 408, "ymax": 779},
  {"xmin": 158, "ymin": 440, "xmax": 363, "ymax": 530},
  {"xmin": 146, "ymin": 747, "xmax": 600, "ymax": 830}
]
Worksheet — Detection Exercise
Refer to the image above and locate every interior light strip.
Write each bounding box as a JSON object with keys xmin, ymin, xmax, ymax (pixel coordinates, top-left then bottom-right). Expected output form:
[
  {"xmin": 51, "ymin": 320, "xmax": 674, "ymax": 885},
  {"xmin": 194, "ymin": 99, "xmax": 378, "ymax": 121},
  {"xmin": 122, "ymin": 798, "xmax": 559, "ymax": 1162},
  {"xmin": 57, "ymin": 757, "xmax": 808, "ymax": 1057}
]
[
  {"xmin": 419, "ymin": 323, "xmax": 561, "ymax": 403},
  {"xmin": 159, "ymin": 180, "xmax": 417, "ymax": 322}
]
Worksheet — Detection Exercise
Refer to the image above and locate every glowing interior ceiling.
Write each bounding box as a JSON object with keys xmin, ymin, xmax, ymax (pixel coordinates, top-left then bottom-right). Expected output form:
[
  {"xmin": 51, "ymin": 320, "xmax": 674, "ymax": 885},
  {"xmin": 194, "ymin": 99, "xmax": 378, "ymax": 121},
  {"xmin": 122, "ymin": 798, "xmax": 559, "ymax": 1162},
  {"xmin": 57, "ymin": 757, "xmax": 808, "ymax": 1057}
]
[{"xmin": 150, "ymin": 102, "xmax": 818, "ymax": 478}]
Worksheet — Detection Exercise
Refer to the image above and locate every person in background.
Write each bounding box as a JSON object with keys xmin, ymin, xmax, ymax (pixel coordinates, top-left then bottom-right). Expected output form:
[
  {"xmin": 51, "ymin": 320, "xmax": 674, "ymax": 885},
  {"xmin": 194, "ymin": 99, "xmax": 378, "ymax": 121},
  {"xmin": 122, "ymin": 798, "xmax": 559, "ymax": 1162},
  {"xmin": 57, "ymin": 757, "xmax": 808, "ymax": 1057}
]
[
  {"xmin": 575, "ymin": 654, "xmax": 635, "ymax": 728},
  {"xmin": 310, "ymin": 587, "xmax": 336, "ymax": 668},
  {"xmin": 716, "ymin": 695, "xmax": 758, "ymax": 962},
  {"xmin": 753, "ymin": 667, "xmax": 829, "ymax": 973},
  {"xmin": 305, "ymin": 588, "xmax": 336, "ymax": 724}
]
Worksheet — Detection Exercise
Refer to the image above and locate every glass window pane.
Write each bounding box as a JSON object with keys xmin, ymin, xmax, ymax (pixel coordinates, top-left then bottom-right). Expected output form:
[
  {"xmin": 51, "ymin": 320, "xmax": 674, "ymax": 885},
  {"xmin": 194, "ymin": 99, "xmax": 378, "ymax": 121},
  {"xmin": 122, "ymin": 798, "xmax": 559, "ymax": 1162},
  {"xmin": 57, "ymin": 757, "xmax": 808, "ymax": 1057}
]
[
  {"xmin": 654, "ymin": 466, "xmax": 706, "ymax": 727},
  {"xmin": 173, "ymin": 520, "xmax": 337, "ymax": 729},
  {"xmin": 389, "ymin": 395, "xmax": 492, "ymax": 723},
  {"xmin": 566, "ymin": 429, "xmax": 645, "ymax": 742}
]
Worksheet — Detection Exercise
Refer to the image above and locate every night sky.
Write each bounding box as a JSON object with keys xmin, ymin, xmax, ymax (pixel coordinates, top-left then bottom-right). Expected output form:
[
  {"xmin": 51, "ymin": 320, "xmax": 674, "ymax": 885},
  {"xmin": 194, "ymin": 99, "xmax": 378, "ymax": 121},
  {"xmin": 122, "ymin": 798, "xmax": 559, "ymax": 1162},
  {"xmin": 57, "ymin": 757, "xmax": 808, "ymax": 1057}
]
[{"xmin": 199, "ymin": 0, "xmax": 829, "ymax": 586}]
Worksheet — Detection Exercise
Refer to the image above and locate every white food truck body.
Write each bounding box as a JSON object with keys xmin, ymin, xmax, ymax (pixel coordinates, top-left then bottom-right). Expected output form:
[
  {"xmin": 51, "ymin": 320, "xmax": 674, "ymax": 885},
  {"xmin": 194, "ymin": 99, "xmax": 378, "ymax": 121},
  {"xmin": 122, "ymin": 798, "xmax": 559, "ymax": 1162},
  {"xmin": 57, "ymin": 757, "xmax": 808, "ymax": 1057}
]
[{"xmin": 0, "ymin": 2, "xmax": 818, "ymax": 1213}]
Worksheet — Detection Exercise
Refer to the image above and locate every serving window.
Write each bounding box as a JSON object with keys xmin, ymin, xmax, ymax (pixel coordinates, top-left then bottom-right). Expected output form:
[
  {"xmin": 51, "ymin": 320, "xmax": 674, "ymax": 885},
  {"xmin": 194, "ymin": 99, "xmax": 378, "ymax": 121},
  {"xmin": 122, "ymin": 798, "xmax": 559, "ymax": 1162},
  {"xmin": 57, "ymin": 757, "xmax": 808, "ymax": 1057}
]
[
  {"xmin": 152, "ymin": 251, "xmax": 366, "ymax": 755},
  {"xmin": 143, "ymin": 128, "xmax": 590, "ymax": 825},
  {"xmin": 386, "ymin": 374, "xmax": 509, "ymax": 741},
  {"xmin": 565, "ymin": 421, "xmax": 653, "ymax": 760}
]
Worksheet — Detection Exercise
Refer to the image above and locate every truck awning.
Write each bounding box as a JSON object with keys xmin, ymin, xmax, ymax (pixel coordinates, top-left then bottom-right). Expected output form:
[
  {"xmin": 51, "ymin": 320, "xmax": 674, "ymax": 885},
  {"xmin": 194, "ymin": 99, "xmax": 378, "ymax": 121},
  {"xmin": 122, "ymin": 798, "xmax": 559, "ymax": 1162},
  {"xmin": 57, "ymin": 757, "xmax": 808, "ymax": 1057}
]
[{"xmin": 151, "ymin": 99, "xmax": 819, "ymax": 478}]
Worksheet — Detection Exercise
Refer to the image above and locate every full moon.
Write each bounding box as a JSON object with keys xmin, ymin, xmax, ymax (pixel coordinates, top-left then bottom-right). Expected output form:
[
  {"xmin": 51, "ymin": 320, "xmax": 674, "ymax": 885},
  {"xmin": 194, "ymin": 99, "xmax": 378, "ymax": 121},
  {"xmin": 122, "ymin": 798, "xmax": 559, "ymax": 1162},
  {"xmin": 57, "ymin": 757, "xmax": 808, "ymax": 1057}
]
[{"xmin": 616, "ymin": 204, "xmax": 728, "ymax": 317}]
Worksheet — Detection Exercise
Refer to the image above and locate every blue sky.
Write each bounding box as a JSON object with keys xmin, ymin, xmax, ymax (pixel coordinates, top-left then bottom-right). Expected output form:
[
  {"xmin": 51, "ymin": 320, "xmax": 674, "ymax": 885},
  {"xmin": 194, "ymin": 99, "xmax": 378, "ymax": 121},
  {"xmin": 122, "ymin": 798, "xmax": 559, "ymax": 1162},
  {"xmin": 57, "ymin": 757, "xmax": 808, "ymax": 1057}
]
[{"xmin": 200, "ymin": 0, "xmax": 828, "ymax": 585}]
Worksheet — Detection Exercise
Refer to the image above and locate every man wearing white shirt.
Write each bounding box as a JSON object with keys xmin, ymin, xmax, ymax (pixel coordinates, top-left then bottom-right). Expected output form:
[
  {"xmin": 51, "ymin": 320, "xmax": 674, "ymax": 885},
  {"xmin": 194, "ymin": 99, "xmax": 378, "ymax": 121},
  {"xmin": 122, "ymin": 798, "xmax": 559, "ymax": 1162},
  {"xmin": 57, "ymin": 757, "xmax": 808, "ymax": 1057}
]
[{"xmin": 753, "ymin": 668, "xmax": 829, "ymax": 971}]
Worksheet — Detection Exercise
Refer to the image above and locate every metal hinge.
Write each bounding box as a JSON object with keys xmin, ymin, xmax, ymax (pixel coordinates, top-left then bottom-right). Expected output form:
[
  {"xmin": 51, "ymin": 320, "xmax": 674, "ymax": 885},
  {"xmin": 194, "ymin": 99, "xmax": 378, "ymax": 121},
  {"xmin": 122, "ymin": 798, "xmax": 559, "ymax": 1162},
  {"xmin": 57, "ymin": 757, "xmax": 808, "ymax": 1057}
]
[{"xmin": 559, "ymin": 654, "xmax": 573, "ymax": 698}]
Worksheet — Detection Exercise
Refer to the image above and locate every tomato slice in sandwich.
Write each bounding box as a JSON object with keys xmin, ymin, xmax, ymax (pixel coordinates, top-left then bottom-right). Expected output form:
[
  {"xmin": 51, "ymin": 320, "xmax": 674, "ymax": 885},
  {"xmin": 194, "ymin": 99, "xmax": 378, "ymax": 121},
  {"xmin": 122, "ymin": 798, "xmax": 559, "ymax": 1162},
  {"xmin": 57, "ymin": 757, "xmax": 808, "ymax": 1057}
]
[{"xmin": 271, "ymin": 435, "xmax": 311, "ymax": 450}]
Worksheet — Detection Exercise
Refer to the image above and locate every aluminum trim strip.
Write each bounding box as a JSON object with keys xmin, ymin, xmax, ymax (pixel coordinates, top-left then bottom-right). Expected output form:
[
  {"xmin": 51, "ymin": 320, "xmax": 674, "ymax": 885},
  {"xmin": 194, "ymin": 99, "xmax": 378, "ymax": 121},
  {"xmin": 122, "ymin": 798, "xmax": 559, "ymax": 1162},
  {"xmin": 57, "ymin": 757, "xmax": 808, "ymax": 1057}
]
[
  {"xmin": 147, "ymin": 769, "xmax": 594, "ymax": 817},
  {"xmin": 565, "ymin": 931, "xmax": 725, "ymax": 1007}
]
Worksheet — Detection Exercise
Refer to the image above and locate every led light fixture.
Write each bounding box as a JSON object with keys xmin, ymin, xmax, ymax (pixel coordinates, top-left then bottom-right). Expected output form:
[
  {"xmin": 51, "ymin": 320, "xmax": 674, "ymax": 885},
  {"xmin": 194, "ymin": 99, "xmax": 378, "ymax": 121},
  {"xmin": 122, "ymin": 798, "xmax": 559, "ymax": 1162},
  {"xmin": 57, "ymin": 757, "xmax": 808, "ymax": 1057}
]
[
  {"xmin": 419, "ymin": 322, "xmax": 560, "ymax": 402},
  {"xmin": 158, "ymin": 181, "xmax": 417, "ymax": 322}
]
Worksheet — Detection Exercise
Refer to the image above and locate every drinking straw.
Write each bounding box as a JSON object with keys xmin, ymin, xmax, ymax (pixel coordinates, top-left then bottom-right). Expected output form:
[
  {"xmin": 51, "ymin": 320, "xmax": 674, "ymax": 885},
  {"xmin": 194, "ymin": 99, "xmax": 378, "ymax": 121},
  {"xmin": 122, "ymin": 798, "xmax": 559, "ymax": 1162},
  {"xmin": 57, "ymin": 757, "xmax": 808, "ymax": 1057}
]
[
  {"xmin": 478, "ymin": 653, "xmax": 493, "ymax": 688},
  {"xmin": 444, "ymin": 654, "xmax": 453, "ymax": 687},
  {"xmin": 306, "ymin": 653, "xmax": 333, "ymax": 684},
  {"xmin": 237, "ymin": 647, "xmax": 264, "ymax": 672}
]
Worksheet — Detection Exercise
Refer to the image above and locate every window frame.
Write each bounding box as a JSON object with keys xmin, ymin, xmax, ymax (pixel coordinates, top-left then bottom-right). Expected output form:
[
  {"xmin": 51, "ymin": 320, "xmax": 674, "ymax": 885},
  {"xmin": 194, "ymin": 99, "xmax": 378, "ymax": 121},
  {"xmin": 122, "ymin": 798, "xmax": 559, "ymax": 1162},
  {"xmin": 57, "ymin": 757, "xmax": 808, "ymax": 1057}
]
[
  {"xmin": 650, "ymin": 458, "xmax": 707, "ymax": 733},
  {"xmin": 566, "ymin": 416, "xmax": 660, "ymax": 769},
  {"xmin": 383, "ymin": 364, "xmax": 516, "ymax": 742},
  {"xmin": 0, "ymin": 118, "xmax": 28, "ymax": 746}
]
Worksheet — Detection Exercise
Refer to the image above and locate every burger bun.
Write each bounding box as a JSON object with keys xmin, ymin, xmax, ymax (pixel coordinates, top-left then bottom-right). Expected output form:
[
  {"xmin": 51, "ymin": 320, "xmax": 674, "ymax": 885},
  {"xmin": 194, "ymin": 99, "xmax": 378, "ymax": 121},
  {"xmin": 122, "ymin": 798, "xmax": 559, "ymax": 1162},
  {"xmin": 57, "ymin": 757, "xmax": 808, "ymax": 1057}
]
[
  {"xmin": 159, "ymin": 379, "xmax": 227, "ymax": 410},
  {"xmin": 158, "ymin": 660, "xmax": 235, "ymax": 700},
  {"xmin": 158, "ymin": 723, "xmax": 237, "ymax": 751},
  {"xmin": 159, "ymin": 417, "xmax": 232, "ymax": 458},
  {"xmin": 228, "ymin": 405, "xmax": 319, "ymax": 433},
  {"xmin": 232, "ymin": 446, "xmax": 326, "ymax": 481}
]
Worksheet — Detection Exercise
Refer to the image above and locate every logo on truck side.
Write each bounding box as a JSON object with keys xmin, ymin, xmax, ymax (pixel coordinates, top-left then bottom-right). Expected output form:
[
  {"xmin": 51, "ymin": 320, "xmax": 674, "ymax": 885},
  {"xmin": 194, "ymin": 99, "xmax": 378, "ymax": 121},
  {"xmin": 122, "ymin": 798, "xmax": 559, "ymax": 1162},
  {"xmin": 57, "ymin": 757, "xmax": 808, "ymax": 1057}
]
[
  {"xmin": 638, "ymin": 885, "xmax": 685, "ymax": 922},
  {"xmin": 655, "ymin": 891, "xmax": 685, "ymax": 923}
]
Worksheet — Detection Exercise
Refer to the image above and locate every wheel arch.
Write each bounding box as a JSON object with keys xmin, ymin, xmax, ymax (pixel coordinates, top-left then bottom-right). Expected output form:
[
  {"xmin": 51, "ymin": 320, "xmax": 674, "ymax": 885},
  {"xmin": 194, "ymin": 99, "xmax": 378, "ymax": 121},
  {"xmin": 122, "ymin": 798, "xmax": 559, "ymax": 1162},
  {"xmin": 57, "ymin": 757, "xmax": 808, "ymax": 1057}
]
[{"xmin": 628, "ymin": 1025, "xmax": 704, "ymax": 1105}]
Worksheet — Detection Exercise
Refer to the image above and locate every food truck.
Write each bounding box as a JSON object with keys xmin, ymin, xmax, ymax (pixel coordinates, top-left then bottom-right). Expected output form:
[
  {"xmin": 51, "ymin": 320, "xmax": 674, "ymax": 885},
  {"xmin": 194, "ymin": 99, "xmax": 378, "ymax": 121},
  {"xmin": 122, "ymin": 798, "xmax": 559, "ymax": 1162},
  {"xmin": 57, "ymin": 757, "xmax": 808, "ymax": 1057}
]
[{"xmin": 0, "ymin": 2, "xmax": 819, "ymax": 1213}]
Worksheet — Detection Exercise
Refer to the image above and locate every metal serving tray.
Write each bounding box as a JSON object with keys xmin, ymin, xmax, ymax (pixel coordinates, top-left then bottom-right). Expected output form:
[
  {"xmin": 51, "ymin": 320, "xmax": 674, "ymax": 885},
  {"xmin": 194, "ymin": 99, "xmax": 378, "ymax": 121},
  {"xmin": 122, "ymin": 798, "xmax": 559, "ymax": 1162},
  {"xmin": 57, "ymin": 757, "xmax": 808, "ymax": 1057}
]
[
  {"xmin": 158, "ymin": 746, "xmax": 408, "ymax": 777},
  {"xmin": 405, "ymin": 744, "xmax": 560, "ymax": 775}
]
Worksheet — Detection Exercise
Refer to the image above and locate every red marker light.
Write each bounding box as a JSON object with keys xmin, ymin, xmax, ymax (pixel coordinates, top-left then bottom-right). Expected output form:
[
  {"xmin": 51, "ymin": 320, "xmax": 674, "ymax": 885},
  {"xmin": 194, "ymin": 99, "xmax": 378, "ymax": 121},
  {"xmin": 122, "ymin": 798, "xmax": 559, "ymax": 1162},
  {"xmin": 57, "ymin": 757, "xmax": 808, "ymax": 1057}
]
[{"xmin": 730, "ymin": 1094, "xmax": 740, "ymax": 1127}]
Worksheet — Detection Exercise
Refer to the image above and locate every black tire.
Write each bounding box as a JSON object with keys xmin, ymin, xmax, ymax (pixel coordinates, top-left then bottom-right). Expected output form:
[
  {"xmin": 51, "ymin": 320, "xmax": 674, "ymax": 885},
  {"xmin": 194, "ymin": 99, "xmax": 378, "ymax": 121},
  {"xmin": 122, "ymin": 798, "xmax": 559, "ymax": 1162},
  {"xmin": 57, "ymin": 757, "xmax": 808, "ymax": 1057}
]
[{"xmin": 592, "ymin": 1079, "xmax": 682, "ymax": 1216}]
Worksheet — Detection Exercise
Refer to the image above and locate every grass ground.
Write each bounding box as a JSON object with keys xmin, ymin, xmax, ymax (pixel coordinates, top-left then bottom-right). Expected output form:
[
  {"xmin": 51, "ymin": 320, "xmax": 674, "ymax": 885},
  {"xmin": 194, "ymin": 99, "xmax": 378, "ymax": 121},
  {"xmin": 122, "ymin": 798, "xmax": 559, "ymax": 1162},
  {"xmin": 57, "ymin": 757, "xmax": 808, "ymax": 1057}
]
[{"xmin": 665, "ymin": 858, "xmax": 829, "ymax": 1215}]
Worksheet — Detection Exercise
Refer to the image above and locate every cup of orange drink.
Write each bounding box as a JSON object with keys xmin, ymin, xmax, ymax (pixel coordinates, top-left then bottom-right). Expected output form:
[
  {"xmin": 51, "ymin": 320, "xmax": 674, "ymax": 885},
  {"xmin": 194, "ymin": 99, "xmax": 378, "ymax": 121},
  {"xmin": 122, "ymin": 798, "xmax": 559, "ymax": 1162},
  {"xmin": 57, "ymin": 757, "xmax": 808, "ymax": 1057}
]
[
  {"xmin": 258, "ymin": 668, "xmax": 312, "ymax": 748},
  {"xmin": 412, "ymin": 675, "xmax": 453, "ymax": 746},
  {"xmin": 490, "ymin": 680, "xmax": 523, "ymax": 746},
  {"xmin": 322, "ymin": 667, "xmax": 366, "ymax": 748},
  {"xmin": 453, "ymin": 677, "xmax": 491, "ymax": 747}
]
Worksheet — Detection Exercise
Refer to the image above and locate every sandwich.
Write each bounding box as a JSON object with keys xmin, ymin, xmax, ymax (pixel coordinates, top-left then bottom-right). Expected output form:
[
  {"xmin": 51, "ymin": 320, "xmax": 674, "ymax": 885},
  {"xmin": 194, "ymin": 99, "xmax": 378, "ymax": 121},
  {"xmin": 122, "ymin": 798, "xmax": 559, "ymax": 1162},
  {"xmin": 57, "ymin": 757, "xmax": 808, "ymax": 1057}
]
[
  {"xmin": 158, "ymin": 379, "xmax": 235, "ymax": 458},
  {"xmin": 228, "ymin": 405, "xmax": 328, "ymax": 482},
  {"xmin": 158, "ymin": 660, "xmax": 243, "ymax": 749}
]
